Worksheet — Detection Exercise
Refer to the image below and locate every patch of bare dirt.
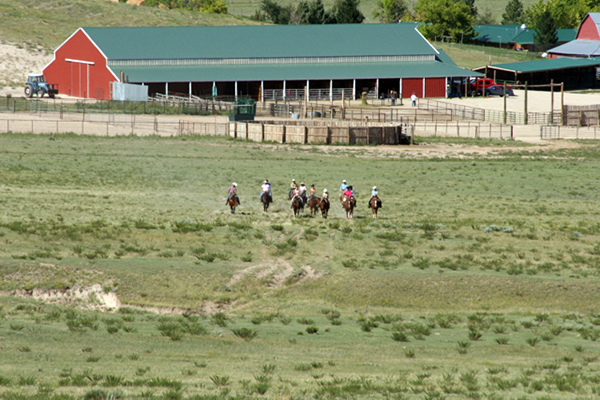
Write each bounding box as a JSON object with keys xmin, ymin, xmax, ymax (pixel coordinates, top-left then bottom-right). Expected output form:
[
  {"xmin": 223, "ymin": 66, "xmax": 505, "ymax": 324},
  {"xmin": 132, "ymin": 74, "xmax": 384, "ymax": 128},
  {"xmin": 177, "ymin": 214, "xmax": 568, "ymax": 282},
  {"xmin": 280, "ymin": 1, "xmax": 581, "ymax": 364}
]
[
  {"xmin": 228, "ymin": 259, "xmax": 322, "ymax": 289},
  {"xmin": 6, "ymin": 284, "xmax": 121, "ymax": 310}
]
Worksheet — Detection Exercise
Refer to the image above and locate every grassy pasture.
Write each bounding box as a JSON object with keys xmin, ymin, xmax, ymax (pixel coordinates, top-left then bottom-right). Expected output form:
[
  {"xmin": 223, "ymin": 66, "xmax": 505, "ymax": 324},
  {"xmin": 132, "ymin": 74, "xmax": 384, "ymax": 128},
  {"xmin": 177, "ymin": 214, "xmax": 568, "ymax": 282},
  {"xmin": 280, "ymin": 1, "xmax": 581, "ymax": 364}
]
[{"xmin": 1, "ymin": 133, "xmax": 600, "ymax": 399}]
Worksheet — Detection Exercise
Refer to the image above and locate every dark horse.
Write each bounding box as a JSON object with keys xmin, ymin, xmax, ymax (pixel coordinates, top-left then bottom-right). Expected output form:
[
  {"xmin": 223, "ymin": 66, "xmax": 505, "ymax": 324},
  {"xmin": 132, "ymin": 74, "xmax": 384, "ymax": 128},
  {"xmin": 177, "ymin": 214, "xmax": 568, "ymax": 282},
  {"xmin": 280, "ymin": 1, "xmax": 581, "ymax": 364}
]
[
  {"xmin": 369, "ymin": 196, "xmax": 382, "ymax": 219},
  {"xmin": 227, "ymin": 195, "xmax": 239, "ymax": 214},
  {"xmin": 308, "ymin": 196, "xmax": 320, "ymax": 216},
  {"xmin": 291, "ymin": 196, "xmax": 303, "ymax": 218},
  {"xmin": 261, "ymin": 192, "xmax": 272, "ymax": 212},
  {"xmin": 341, "ymin": 195, "xmax": 355, "ymax": 219},
  {"xmin": 319, "ymin": 197, "xmax": 330, "ymax": 218}
]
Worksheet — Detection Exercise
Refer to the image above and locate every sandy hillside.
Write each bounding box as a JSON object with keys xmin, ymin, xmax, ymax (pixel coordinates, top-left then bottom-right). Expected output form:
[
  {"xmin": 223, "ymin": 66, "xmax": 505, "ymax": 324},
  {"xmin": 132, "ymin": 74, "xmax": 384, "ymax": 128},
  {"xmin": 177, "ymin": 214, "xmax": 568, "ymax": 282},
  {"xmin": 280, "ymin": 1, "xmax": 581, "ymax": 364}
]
[{"xmin": 0, "ymin": 43, "xmax": 53, "ymax": 96}]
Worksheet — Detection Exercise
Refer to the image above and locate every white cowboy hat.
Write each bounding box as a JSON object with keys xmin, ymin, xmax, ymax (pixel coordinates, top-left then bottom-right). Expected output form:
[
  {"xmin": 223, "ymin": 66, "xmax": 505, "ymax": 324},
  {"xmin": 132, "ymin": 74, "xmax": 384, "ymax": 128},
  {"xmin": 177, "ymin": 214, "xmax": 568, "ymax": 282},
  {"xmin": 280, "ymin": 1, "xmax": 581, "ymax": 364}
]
[
  {"xmin": 343, "ymin": 180, "xmax": 347, "ymax": 183},
  {"xmin": 300, "ymin": 182, "xmax": 305, "ymax": 185},
  {"xmin": 292, "ymin": 179, "xmax": 296, "ymax": 181},
  {"xmin": 324, "ymin": 189, "xmax": 328, "ymax": 192},
  {"xmin": 264, "ymin": 180, "xmax": 267, "ymax": 183},
  {"xmin": 233, "ymin": 183, "xmax": 237, "ymax": 186},
  {"xmin": 373, "ymin": 186, "xmax": 377, "ymax": 190}
]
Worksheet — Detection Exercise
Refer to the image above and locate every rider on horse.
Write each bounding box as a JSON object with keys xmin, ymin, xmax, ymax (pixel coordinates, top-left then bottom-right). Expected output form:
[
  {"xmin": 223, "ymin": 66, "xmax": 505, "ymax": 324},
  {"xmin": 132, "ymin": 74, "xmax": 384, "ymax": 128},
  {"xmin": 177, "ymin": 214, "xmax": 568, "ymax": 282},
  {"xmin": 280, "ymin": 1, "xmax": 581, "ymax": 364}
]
[
  {"xmin": 261, "ymin": 180, "xmax": 272, "ymax": 201},
  {"xmin": 343, "ymin": 185, "xmax": 355, "ymax": 202},
  {"xmin": 369, "ymin": 186, "xmax": 379, "ymax": 208},
  {"xmin": 289, "ymin": 179, "xmax": 298, "ymax": 198},
  {"xmin": 309, "ymin": 184, "xmax": 316, "ymax": 199},
  {"xmin": 322, "ymin": 188, "xmax": 329, "ymax": 199},
  {"xmin": 299, "ymin": 182, "xmax": 307, "ymax": 202},
  {"xmin": 226, "ymin": 182, "xmax": 239, "ymax": 205},
  {"xmin": 290, "ymin": 186, "xmax": 302, "ymax": 208}
]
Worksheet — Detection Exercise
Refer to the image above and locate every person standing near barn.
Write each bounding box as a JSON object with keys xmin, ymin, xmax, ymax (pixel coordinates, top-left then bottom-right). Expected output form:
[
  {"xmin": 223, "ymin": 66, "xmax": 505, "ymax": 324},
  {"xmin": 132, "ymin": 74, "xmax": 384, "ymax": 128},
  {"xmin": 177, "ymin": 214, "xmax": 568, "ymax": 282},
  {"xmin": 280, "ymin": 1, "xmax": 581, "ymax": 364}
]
[{"xmin": 411, "ymin": 92, "xmax": 417, "ymax": 107}]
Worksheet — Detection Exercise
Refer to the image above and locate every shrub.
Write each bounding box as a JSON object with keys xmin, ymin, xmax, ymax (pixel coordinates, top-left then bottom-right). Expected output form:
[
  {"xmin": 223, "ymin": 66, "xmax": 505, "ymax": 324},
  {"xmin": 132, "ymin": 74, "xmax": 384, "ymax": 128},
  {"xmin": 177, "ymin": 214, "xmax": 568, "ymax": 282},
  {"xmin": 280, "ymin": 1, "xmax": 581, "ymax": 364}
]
[
  {"xmin": 392, "ymin": 331, "xmax": 409, "ymax": 342},
  {"xmin": 231, "ymin": 327, "xmax": 258, "ymax": 341},
  {"xmin": 306, "ymin": 326, "xmax": 319, "ymax": 334},
  {"xmin": 210, "ymin": 375, "xmax": 230, "ymax": 387}
]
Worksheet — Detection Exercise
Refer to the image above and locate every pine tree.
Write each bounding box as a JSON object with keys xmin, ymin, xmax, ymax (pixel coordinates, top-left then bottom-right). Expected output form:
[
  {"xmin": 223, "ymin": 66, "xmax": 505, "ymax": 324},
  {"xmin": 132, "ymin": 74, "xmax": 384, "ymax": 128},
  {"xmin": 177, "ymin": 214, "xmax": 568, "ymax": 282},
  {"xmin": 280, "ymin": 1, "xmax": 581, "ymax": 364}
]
[
  {"xmin": 502, "ymin": 0, "xmax": 524, "ymax": 25},
  {"xmin": 333, "ymin": 0, "xmax": 365, "ymax": 24},
  {"xmin": 533, "ymin": 10, "xmax": 558, "ymax": 52}
]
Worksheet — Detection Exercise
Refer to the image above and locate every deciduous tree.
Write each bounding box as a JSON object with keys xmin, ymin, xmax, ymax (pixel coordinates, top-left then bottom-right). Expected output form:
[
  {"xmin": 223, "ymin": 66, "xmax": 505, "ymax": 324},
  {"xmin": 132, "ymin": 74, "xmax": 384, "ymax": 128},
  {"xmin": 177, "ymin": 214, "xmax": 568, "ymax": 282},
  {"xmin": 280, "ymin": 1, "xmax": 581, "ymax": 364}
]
[
  {"xmin": 415, "ymin": 0, "xmax": 475, "ymax": 43},
  {"xmin": 373, "ymin": 0, "xmax": 408, "ymax": 23}
]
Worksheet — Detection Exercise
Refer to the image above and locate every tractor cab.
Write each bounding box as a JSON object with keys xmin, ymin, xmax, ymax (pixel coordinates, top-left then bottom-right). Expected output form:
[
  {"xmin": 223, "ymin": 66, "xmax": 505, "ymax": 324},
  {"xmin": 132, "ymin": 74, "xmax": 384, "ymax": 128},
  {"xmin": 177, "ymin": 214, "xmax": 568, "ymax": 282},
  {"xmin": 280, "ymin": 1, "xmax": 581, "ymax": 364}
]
[{"xmin": 25, "ymin": 74, "xmax": 58, "ymax": 98}]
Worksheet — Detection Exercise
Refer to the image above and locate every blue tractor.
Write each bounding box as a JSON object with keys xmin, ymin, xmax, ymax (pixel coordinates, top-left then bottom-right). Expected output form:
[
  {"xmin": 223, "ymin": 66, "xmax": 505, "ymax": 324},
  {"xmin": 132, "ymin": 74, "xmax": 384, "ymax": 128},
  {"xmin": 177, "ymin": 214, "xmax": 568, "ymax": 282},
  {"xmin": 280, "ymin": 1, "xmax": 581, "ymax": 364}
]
[{"xmin": 24, "ymin": 74, "xmax": 58, "ymax": 98}]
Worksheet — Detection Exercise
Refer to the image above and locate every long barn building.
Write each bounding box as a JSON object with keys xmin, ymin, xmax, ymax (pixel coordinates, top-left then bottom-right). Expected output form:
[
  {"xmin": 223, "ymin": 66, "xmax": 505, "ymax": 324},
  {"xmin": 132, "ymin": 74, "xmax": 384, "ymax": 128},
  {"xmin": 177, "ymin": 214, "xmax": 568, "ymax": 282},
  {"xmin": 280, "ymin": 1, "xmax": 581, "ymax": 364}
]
[{"xmin": 43, "ymin": 23, "xmax": 479, "ymax": 101}]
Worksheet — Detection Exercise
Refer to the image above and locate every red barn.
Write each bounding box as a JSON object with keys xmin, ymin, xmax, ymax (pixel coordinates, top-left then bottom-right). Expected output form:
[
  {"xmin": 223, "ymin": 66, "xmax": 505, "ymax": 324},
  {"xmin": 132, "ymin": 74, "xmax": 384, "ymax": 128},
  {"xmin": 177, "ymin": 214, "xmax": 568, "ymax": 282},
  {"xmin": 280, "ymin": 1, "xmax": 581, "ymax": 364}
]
[
  {"xmin": 548, "ymin": 13, "xmax": 600, "ymax": 58},
  {"xmin": 44, "ymin": 29, "xmax": 118, "ymax": 100},
  {"xmin": 43, "ymin": 24, "xmax": 480, "ymax": 101}
]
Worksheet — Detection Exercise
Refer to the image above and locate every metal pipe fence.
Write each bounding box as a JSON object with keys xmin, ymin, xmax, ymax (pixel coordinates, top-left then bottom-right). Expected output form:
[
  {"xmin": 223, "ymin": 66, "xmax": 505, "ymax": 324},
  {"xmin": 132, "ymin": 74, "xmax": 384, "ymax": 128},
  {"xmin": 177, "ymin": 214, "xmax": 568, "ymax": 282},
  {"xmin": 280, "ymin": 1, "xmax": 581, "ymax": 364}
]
[
  {"xmin": 413, "ymin": 121, "xmax": 513, "ymax": 139},
  {"xmin": 540, "ymin": 125, "xmax": 600, "ymax": 140}
]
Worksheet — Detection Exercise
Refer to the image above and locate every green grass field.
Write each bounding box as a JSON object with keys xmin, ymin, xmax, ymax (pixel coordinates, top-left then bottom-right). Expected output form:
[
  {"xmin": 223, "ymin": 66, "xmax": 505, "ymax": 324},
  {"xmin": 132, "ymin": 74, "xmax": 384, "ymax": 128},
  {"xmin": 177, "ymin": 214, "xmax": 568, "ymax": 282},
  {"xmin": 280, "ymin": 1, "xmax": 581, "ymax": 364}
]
[{"xmin": 1, "ymin": 133, "xmax": 600, "ymax": 399}]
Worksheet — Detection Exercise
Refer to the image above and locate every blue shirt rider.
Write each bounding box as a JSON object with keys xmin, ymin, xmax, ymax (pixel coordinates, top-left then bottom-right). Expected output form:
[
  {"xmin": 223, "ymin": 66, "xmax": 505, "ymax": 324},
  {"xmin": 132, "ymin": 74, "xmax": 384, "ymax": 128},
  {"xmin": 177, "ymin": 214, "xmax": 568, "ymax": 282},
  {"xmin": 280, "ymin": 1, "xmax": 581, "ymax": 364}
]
[{"xmin": 369, "ymin": 186, "xmax": 378, "ymax": 207}]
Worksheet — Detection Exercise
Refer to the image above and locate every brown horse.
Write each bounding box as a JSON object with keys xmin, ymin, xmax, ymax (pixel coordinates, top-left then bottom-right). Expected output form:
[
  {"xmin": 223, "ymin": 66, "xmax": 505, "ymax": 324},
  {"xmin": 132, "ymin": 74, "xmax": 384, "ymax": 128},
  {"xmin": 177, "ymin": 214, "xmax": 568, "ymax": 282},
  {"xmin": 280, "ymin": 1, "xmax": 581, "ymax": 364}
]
[
  {"xmin": 291, "ymin": 196, "xmax": 303, "ymax": 218},
  {"xmin": 228, "ymin": 195, "xmax": 239, "ymax": 214},
  {"xmin": 319, "ymin": 197, "xmax": 330, "ymax": 218},
  {"xmin": 369, "ymin": 196, "xmax": 382, "ymax": 219},
  {"xmin": 341, "ymin": 196, "xmax": 355, "ymax": 219},
  {"xmin": 308, "ymin": 196, "xmax": 320, "ymax": 216},
  {"xmin": 261, "ymin": 192, "xmax": 272, "ymax": 212}
]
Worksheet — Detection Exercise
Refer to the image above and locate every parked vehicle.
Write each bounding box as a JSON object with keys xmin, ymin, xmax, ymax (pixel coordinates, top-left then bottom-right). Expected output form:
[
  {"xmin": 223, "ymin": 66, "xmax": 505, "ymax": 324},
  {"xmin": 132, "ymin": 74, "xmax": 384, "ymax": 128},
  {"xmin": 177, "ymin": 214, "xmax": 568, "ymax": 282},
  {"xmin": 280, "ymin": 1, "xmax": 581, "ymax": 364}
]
[
  {"xmin": 469, "ymin": 78, "xmax": 496, "ymax": 95},
  {"xmin": 484, "ymin": 85, "xmax": 515, "ymax": 97},
  {"xmin": 24, "ymin": 74, "xmax": 59, "ymax": 98}
]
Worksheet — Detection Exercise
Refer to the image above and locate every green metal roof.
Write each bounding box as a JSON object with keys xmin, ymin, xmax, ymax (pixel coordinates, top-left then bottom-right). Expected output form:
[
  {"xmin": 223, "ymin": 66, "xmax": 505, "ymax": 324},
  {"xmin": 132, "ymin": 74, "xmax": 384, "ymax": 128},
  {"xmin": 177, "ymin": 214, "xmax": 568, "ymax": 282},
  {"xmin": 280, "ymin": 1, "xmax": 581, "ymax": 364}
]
[
  {"xmin": 83, "ymin": 23, "xmax": 437, "ymax": 60},
  {"xmin": 478, "ymin": 58, "xmax": 600, "ymax": 73},
  {"xmin": 114, "ymin": 61, "xmax": 482, "ymax": 83},
  {"xmin": 435, "ymin": 49, "xmax": 457, "ymax": 66},
  {"xmin": 474, "ymin": 25, "xmax": 576, "ymax": 45}
]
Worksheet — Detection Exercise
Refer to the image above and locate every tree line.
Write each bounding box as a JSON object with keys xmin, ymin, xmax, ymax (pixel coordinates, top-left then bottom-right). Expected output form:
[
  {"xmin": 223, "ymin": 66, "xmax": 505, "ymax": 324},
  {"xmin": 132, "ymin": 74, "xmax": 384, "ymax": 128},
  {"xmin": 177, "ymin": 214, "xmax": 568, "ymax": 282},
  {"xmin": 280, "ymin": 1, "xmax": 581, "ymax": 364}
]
[{"xmin": 254, "ymin": 0, "xmax": 600, "ymax": 52}]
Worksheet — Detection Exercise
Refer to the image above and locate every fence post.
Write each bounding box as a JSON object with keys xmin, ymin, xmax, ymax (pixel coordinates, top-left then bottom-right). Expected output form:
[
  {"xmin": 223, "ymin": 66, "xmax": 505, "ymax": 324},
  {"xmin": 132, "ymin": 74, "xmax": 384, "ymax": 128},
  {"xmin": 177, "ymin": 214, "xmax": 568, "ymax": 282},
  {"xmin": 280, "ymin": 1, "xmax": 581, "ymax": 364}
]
[{"xmin": 510, "ymin": 125, "xmax": 513, "ymax": 140}]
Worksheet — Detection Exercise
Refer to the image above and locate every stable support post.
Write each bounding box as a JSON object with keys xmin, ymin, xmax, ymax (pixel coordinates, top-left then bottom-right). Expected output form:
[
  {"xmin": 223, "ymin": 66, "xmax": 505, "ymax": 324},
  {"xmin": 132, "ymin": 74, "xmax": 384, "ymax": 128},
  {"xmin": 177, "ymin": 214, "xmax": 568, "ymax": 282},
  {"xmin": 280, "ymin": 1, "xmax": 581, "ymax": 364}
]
[
  {"xmin": 189, "ymin": 82, "xmax": 192, "ymax": 100},
  {"xmin": 165, "ymin": 82, "xmax": 169, "ymax": 97},
  {"xmin": 352, "ymin": 79, "xmax": 356, "ymax": 101},
  {"xmin": 283, "ymin": 80, "xmax": 286, "ymax": 102},
  {"xmin": 261, "ymin": 81, "xmax": 264, "ymax": 103},
  {"xmin": 329, "ymin": 79, "xmax": 333, "ymax": 102},
  {"xmin": 524, "ymin": 81, "xmax": 528, "ymax": 125},
  {"xmin": 234, "ymin": 81, "xmax": 238, "ymax": 101},
  {"xmin": 560, "ymin": 82, "xmax": 564, "ymax": 125},
  {"xmin": 550, "ymin": 79, "xmax": 554, "ymax": 124},
  {"xmin": 503, "ymin": 83, "xmax": 507, "ymax": 125}
]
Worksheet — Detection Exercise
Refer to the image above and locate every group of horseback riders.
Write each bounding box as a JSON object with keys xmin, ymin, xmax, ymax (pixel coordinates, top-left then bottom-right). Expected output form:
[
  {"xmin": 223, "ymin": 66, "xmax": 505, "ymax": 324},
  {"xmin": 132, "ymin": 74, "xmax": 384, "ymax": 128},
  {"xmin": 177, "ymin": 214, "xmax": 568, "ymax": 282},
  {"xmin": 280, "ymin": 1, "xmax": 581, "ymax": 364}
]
[{"xmin": 225, "ymin": 178, "xmax": 382, "ymax": 217}]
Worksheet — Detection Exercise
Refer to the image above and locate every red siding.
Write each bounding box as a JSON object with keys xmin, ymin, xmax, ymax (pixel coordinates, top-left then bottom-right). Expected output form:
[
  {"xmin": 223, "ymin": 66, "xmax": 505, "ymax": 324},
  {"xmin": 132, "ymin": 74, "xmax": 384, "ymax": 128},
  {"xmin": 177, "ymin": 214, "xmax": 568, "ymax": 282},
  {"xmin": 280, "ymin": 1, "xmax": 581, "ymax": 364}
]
[
  {"xmin": 425, "ymin": 77, "xmax": 446, "ymax": 98},
  {"xmin": 43, "ymin": 29, "xmax": 116, "ymax": 100},
  {"xmin": 402, "ymin": 78, "xmax": 423, "ymax": 98},
  {"xmin": 577, "ymin": 16, "xmax": 600, "ymax": 40}
]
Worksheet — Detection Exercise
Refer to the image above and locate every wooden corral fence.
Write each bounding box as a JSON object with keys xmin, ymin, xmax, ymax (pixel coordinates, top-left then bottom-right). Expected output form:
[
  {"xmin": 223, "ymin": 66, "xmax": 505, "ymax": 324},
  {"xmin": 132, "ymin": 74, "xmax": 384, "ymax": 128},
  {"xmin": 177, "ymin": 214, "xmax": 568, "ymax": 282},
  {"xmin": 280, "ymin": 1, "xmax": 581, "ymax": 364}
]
[
  {"xmin": 227, "ymin": 120, "xmax": 408, "ymax": 145},
  {"xmin": 563, "ymin": 105, "xmax": 600, "ymax": 127}
]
